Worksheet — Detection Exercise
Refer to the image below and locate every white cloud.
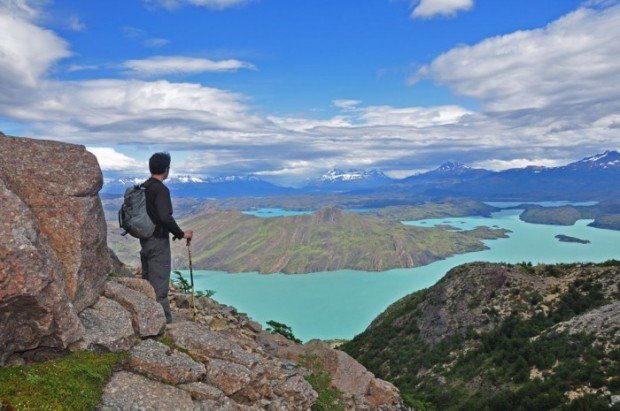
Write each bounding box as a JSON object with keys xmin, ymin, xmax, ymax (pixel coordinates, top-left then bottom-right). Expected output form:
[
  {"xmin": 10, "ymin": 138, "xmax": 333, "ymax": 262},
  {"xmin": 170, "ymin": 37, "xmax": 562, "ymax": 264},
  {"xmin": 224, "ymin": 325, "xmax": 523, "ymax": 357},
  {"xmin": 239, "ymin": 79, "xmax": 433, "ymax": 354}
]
[
  {"xmin": 0, "ymin": 13, "xmax": 69, "ymax": 90},
  {"xmin": 359, "ymin": 105, "xmax": 472, "ymax": 127},
  {"xmin": 122, "ymin": 56, "xmax": 255, "ymax": 76},
  {"xmin": 86, "ymin": 147, "xmax": 145, "ymax": 172},
  {"xmin": 4, "ymin": 79, "xmax": 263, "ymax": 137},
  {"xmin": 471, "ymin": 158, "xmax": 569, "ymax": 171},
  {"xmin": 0, "ymin": 0, "xmax": 41, "ymax": 20},
  {"xmin": 333, "ymin": 99, "xmax": 362, "ymax": 110},
  {"xmin": 144, "ymin": 0, "xmax": 252, "ymax": 10},
  {"xmin": 412, "ymin": 6, "xmax": 620, "ymax": 114},
  {"xmin": 67, "ymin": 15, "xmax": 85, "ymax": 31},
  {"xmin": 411, "ymin": 0, "xmax": 474, "ymax": 19}
]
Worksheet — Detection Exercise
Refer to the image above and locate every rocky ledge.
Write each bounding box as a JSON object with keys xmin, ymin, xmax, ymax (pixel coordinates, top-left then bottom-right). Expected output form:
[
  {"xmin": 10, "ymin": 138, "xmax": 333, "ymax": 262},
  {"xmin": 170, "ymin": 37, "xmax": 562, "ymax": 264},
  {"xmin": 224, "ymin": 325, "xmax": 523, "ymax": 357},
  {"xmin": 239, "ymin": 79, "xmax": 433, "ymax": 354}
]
[{"xmin": 93, "ymin": 276, "xmax": 405, "ymax": 410}]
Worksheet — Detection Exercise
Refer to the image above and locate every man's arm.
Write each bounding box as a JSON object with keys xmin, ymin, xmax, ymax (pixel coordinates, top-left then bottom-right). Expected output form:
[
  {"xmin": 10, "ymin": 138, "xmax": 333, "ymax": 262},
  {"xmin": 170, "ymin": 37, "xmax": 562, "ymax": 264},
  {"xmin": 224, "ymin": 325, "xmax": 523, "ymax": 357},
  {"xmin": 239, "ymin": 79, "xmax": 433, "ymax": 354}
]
[{"xmin": 154, "ymin": 185, "xmax": 185, "ymax": 240}]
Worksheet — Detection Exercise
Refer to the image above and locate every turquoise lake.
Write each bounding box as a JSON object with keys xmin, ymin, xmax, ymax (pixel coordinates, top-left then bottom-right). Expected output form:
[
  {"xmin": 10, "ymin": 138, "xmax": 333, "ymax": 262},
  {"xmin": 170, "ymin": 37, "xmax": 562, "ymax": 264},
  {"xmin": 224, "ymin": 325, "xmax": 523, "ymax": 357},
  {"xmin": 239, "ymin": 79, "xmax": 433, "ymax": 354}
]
[{"xmin": 188, "ymin": 206, "xmax": 619, "ymax": 342}]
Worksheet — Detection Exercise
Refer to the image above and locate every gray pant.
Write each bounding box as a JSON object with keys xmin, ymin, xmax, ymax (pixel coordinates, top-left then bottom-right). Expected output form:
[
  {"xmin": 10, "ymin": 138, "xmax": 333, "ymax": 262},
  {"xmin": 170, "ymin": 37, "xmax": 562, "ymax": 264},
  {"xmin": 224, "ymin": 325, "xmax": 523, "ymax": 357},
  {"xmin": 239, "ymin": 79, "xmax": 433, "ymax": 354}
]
[{"xmin": 140, "ymin": 236, "xmax": 172, "ymax": 322}]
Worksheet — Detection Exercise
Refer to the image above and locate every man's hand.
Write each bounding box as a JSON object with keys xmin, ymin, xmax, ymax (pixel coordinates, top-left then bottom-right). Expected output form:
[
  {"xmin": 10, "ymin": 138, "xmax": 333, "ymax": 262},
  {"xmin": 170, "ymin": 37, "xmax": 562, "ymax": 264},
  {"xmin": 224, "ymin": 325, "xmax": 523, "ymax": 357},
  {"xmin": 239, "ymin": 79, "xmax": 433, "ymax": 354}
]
[{"xmin": 183, "ymin": 230, "xmax": 193, "ymax": 245}]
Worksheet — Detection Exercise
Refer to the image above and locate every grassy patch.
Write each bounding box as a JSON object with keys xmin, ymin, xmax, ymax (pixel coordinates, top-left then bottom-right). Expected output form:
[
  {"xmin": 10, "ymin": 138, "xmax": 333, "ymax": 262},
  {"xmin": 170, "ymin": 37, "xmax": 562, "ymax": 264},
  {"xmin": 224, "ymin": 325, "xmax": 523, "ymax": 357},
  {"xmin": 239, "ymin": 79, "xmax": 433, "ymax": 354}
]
[{"xmin": 0, "ymin": 351, "xmax": 127, "ymax": 410}]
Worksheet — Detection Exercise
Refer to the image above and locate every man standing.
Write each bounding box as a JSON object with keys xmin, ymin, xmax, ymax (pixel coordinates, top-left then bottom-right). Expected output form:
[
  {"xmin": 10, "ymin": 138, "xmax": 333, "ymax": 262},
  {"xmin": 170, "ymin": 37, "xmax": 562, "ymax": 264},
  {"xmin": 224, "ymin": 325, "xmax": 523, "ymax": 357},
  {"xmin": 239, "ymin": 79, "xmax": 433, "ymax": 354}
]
[{"xmin": 141, "ymin": 152, "xmax": 193, "ymax": 323}]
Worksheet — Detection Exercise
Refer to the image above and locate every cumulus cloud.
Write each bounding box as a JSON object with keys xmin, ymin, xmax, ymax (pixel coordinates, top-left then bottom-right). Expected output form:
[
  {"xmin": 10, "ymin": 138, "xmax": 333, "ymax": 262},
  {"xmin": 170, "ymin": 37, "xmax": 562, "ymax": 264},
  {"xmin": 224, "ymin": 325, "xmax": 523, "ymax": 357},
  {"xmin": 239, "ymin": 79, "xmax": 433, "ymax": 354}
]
[
  {"xmin": 411, "ymin": 0, "xmax": 474, "ymax": 19},
  {"xmin": 122, "ymin": 56, "xmax": 255, "ymax": 76},
  {"xmin": 411, "ymin": 6, "xmax": 620, "ymax": 114},
  {"xmin": 86, "ymin": 147, "xmax": 145, "ymax": 172}
]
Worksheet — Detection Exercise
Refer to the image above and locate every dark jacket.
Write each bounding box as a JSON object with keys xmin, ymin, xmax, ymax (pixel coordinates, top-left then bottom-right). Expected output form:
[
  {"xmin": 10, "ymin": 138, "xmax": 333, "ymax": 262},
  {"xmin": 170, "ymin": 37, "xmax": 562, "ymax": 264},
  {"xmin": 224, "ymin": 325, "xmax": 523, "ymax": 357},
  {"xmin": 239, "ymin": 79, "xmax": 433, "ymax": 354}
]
[{"xmin": 142, "ymin": 177, "xmax": 184, "ymax": 239}]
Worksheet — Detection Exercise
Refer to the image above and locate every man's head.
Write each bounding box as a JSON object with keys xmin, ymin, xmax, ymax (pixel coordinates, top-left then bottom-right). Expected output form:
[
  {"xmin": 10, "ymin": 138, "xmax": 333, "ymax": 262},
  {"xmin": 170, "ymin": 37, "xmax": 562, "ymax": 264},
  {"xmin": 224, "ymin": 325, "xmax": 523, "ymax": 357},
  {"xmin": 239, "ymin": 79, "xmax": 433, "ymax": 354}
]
[{"xmin": 149, "ymin": 152, "xmax": 171, "ymax": 180}]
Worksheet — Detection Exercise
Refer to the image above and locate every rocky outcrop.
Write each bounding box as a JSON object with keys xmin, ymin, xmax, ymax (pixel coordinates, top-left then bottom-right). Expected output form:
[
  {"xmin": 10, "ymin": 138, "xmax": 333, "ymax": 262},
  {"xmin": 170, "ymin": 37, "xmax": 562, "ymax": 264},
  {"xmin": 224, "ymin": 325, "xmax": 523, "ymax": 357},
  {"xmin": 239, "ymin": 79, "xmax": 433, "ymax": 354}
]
[
  {"xmin": 547, "ymin": 301, "xmax": 620, "ymax": 350},
  {"xmin": 0, "ymin": 134, "xmax": 110, "ymax": 312},
  {"xmin": 0, "ymin": 133, "xmax": 112, "ymax": 361},
  {"xmin": 168, "ymin": 293, "xmax": 405, "ymax": 410}
]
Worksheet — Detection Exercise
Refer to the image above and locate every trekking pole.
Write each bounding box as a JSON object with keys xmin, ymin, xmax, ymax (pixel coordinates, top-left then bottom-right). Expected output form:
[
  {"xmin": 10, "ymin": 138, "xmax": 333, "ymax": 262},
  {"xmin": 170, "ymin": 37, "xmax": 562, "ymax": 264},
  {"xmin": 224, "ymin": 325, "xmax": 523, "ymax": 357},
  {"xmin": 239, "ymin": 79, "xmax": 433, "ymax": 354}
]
[{"xmin": 187, "ymin": 240, "xmax": 197, "ymax": 318}]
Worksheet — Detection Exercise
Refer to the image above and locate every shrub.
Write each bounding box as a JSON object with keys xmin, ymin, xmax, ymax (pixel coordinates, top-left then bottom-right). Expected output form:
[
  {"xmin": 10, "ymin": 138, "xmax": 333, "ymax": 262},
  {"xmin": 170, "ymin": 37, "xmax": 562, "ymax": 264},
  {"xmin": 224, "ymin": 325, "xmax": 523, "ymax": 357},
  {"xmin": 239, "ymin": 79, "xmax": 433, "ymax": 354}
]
[{"xmin": 266, "ymin": 320, "xmax": 302, "ymax": 344}]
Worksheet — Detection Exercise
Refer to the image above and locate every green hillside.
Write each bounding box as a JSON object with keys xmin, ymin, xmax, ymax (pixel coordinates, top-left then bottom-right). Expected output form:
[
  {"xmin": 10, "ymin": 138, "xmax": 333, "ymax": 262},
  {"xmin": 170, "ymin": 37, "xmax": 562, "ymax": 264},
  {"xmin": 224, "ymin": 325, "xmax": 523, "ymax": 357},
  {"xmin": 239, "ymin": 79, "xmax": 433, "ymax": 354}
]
[
  {"xmin": 166, "ymin": 207, "xmax": 508, "ymax": 274},
  {"xmin": 342, "ymin": 261, "xmax": 620, "ymax": 410},
  {"xmin": 519, "ymin": 200, "xmax": 620, "ymax": 230}
]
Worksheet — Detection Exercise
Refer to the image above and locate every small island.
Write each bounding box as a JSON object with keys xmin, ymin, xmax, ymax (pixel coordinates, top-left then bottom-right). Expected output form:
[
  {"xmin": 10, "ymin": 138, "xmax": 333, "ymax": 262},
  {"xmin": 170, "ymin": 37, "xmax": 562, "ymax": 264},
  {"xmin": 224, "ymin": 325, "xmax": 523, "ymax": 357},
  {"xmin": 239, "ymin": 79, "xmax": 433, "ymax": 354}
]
[{"xmin": 555, "ymin": 234, "xmax": 590, "ymax": 244}]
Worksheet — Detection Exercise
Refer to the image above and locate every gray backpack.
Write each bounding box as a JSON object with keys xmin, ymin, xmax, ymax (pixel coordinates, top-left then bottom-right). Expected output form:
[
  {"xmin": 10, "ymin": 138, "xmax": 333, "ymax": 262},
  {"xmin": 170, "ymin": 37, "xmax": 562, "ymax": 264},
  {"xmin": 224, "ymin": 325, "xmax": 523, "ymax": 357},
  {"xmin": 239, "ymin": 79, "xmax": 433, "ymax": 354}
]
[{"xmin": 118, "ymin": 184, "xmax": 156, "ymax": 239}]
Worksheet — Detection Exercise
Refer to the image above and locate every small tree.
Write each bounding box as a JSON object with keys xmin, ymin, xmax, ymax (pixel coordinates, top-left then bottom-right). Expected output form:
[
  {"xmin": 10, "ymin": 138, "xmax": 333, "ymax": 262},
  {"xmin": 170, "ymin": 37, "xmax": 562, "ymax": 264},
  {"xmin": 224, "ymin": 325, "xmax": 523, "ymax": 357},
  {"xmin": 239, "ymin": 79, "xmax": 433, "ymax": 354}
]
[
  {"xmin": 172, "ymin": 270, "xmax": 216, "ymax": 298},
  {"xmin": 266, "ymin": 320, "xmax": 301, "ymax": 344}
]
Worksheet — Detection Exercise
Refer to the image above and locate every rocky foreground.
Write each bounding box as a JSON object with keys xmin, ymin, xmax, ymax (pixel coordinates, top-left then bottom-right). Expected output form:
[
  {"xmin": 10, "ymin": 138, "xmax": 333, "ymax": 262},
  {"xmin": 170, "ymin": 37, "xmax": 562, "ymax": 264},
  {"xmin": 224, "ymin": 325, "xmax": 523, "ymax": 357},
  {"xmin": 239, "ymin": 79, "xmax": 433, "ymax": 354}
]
[{"xmin": 0, "ymin": 133, "xmax": 405, "ymax": 410}]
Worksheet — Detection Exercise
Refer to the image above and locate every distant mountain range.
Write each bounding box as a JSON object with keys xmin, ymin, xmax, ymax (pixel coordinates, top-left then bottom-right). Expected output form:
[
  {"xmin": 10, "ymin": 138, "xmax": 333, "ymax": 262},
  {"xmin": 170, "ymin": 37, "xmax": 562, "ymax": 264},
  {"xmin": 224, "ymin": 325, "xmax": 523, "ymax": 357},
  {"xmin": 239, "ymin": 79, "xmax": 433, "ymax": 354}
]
[
  {"xmin": 102, "ymin": 150, "xmax": 620, "ymax": 201},
  {"xmin": 102, "ymin": 174, "xmax": 293, "ymax": 199}
]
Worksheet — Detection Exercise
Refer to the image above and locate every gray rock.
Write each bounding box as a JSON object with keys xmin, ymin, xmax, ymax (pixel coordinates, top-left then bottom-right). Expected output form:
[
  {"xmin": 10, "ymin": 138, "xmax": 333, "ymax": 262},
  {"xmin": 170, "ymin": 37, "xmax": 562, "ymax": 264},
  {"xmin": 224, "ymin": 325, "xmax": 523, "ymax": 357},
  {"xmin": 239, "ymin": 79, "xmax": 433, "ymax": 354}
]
[
  {"xmin": 551, "ymin": 301, "xmax": 620, "ymax": 340},
  {"xmin": 104, "ymin": 281, "xmax": 165, "ymax": 337},
  {"xmin": 178, "ymin": 382, "xmax": 226, "ymax": 401},
  {"xmin": 129, "ymin": 339, "xmax": 205, "ymax": 384},
  {"xmin": 99, "ymin": 371, "xmax": 195, "ymax": 410},
  {"xmin": 611, "ymin": 395, "xmax": 620, "ymax": 405},
  {"xmin": 74, "ymin": 296, "xmax": 135, "ymax": 352}
]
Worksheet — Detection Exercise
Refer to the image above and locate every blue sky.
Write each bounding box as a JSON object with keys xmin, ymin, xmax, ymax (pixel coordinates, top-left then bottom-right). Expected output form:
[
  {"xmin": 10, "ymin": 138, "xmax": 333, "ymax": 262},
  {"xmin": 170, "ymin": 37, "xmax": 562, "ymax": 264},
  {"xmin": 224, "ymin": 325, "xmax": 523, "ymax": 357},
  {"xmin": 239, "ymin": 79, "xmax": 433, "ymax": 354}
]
[{"xmin": 0, "ymin": 0, "xmax": 618, "ymax": 184}]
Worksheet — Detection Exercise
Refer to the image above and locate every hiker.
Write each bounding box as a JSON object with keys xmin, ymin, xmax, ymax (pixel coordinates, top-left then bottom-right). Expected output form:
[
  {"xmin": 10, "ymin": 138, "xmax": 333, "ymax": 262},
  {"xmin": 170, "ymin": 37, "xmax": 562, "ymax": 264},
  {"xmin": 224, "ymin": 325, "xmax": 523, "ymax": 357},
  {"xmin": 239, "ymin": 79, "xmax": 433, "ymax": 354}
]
[{"xmin": 140, "ymin": 152, "xmax": 193, "ymax": 323}]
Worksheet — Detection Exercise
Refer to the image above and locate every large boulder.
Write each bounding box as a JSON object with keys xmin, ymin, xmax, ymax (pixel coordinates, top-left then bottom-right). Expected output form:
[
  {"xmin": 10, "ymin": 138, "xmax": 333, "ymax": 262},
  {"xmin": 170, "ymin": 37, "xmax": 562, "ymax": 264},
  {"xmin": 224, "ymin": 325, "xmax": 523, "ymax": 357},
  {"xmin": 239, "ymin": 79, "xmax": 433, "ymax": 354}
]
[
  {"xmin": 0, "ymin": 179, "xmax": 84, "ymax": 363},
  {"xmin": 0, "ymin": 134, "xmax": 110, "ymax": 313}
]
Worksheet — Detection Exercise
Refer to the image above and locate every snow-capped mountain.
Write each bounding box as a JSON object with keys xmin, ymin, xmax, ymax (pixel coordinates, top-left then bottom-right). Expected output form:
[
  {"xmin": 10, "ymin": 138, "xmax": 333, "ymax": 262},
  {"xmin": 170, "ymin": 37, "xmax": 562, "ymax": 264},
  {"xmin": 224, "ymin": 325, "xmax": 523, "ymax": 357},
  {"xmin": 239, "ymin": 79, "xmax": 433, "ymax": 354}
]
[
  {"xmin": 436, "ymin": 161, "xmax": 472, "ymax": 173},
  {"xmin": 561, "ymin": 150, "xmax": 620, "ymax": 170},
  {"xmin": 317, "ymin": 169, "xmax": 390, "ymax": 183},
  {"xmin": 422, "ymin": 150, "xmax": 620, "ymax": 200},
  {"xmin": 102, "ymin": 174, "xmax": 294, "ymax": 199},
  {"xmin": 399, "ymin": 161, "xmax": 491, "ymax": 183},
  {"xmin": 302, "ymin": 168, "xmax": 394, "ymax": 193}
]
